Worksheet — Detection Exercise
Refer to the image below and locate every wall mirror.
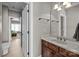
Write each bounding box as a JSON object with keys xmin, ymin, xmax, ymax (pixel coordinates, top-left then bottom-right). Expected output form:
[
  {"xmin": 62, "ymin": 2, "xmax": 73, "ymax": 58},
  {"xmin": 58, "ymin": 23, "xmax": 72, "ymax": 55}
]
[{"xmin": 65, "ymin": 3, "xmax": 79, "ymax": 40}]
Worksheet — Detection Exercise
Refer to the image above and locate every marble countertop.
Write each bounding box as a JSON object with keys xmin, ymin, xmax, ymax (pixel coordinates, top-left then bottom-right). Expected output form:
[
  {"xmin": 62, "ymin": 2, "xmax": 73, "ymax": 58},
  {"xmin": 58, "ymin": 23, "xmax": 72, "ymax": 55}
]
[{"xmin": 41, "ymin": 35, "xmax": 79, "ymax": 55}]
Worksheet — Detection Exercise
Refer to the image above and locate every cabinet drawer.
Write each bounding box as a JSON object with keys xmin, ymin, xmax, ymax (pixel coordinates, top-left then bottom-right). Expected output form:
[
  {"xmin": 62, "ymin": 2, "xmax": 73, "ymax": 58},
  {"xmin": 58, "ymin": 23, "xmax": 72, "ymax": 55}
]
[
  {"xmin": 59, "ymin": 48, "xmax": 68, "ymax": 57},
  {"xmin": 42, "ymin": 45, "xmax": 47, "ymax": 57},
  {"xmin": 48, "ymin": 42, "xmax": 58, "ymax": 52}
]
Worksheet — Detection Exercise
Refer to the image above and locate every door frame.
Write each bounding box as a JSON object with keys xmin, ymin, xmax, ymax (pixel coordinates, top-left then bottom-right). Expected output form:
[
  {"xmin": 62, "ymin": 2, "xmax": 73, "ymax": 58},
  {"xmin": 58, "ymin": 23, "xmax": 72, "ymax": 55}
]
[{"xmin": 21, "ymin": 3, "xmax": 30, "ymax": 57}]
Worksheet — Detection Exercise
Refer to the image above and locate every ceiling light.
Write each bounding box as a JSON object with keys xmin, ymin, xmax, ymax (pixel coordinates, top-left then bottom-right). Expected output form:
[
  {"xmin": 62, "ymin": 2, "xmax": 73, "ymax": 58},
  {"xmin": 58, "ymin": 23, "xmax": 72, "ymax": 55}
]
[
  {"xmin": 53, "ymin": 4, "xmax": 58, "ymax": 9},
  {"xmin": 57, "ymin": 7, "xmax": 62, "ymax": 11}
]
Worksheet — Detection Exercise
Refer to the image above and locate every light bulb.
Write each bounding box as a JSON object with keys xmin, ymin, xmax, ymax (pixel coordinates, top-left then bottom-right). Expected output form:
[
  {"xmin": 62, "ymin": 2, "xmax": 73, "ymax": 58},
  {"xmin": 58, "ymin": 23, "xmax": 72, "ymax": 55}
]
[
  {"xmin": 57, "ymin": 7, "xmax": 62, "ymax": 11},
  {"xmin": 53, "ymin": 4, "xmax": 58, "ymax": 9},
  {"xmin": 66, "ymin": 2, "xmax": 72, "ymax": 8},
  {"xmin": 63, "ymin": 0, "xmax": 69, "ymax": 5}
]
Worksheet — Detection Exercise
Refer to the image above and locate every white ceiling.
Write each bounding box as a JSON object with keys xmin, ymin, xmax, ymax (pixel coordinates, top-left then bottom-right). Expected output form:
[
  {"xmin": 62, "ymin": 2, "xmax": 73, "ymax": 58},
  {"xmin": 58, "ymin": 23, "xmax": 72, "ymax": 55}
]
[{"xmin": 2, "ymin": 2, "xmax": 27, "ymax": 12}]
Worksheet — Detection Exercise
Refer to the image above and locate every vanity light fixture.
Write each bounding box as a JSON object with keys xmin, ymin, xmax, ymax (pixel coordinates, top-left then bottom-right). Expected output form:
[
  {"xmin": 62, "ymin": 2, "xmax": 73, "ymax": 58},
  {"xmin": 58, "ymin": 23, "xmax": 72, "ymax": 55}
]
[
  {"xmin": 65, "ymin": 2, "xmax": 72, "ymax": 8},
  {"xmin": 57, "ymin": 6, "xmax": 62, "ymax": 11},
  {"xmin": 53, "ymin": 3, "xmax": 62, "ymax": 11},
  {"xmin": 53, "ymin": 2, "xmax": 72, "ymax": 11},
  {"xmin": 63, "ymin": 2, "xmax": 68, "ymax": 6}
]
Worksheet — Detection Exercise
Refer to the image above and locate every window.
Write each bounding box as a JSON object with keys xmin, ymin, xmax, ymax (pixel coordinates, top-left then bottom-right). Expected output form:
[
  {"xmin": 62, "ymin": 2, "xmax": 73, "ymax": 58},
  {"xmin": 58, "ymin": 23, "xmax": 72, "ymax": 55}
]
[{"xmin": 11, "ymin": 24, "xmax": 21, "ymax": 32}]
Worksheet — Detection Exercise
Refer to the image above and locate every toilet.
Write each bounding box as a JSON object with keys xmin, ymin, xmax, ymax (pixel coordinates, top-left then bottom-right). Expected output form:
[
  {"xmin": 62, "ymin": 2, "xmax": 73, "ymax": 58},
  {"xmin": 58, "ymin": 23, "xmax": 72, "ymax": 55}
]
[{"xmin": 2, "ymin": 42, "xmax": 10, "ymax": 55}]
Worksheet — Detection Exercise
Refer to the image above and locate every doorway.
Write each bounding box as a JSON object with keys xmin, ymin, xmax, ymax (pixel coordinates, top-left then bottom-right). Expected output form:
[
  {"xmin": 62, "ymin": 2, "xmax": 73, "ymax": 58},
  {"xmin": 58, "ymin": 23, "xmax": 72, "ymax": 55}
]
[
  {"xmin": 2, "ymin": 2, "xmax": 29, "ymax": 57},
  {"xmin": 2, "ymin": 10, "xmax": 23, "ymax": 57}
]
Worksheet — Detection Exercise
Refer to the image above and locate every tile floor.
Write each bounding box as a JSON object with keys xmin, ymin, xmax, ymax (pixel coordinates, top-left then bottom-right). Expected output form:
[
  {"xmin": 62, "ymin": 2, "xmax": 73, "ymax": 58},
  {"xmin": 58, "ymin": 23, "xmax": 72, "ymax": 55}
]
[{"xmin": 3, "ymin": 38, "xmax": 24, "ymax": 57}]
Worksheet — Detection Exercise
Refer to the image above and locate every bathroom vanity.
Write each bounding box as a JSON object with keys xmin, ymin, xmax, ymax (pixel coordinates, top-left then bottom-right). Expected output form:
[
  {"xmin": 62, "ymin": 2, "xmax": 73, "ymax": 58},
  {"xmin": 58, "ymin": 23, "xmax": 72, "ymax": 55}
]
[{"xmin": 41, "ymin": 36, "xmax": 79, "ymax": 57}]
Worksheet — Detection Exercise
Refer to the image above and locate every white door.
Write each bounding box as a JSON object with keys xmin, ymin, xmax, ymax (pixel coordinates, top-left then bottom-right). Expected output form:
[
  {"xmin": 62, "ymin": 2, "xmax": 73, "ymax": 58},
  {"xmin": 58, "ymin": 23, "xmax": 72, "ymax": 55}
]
[{"xmin": 22, "ymin": 4, "xmax": 29, "ymax": 57}]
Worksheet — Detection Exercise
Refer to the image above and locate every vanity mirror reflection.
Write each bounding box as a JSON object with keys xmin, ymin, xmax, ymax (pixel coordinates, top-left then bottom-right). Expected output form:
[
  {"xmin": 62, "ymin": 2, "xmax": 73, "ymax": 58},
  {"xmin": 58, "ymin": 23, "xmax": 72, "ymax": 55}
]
[
  {"xmin": 65, "ymin": 2, "xmax": 79, "ymax": 41},
  {"xmin": 41, "ymin": 2, "xmax": 79, "ymax": 57},
  {"xmin": 51, "ymin": 2, "xmax": 79, "ymax": 41},
  {"xmin": 51, "ymin": 2, "xmax": 66, "ymax": 39}
]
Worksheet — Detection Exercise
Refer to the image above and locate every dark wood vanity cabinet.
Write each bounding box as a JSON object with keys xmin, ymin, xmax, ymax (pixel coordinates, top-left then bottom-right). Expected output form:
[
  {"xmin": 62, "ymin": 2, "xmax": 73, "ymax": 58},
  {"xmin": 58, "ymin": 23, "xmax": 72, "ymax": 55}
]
[
  {"xmin": 42, "ymin": 41, "xmax": 55, "ymax": 57},
  {"xmin": 41, "ymin": 39, "xmax": 79, "ymax": 57}
]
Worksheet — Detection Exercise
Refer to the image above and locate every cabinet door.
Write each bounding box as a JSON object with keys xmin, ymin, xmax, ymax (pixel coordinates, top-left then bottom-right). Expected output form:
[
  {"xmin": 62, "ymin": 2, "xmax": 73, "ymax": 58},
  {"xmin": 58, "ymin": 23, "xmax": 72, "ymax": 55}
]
[
  {"xmin": 46, "ymin": 48, "xmax": 55, "ymax": 57},
  {"xmin": 46, "ymin": 48, "xmax": 64, "ymax": 57},
  {"xmin": 42, "ymin": 42, "xmax": 54, "ymax": 57},
  {"xmin": 59, "ymin": 47, "xmax": 68, "ymax": 57},
  {"xmin": 48, "ymin": 42, "xmax": 58, "ymax": 53},
  {"xmin": 42, "ymin": 45, "xmax": 47, "ymax": 57}
]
